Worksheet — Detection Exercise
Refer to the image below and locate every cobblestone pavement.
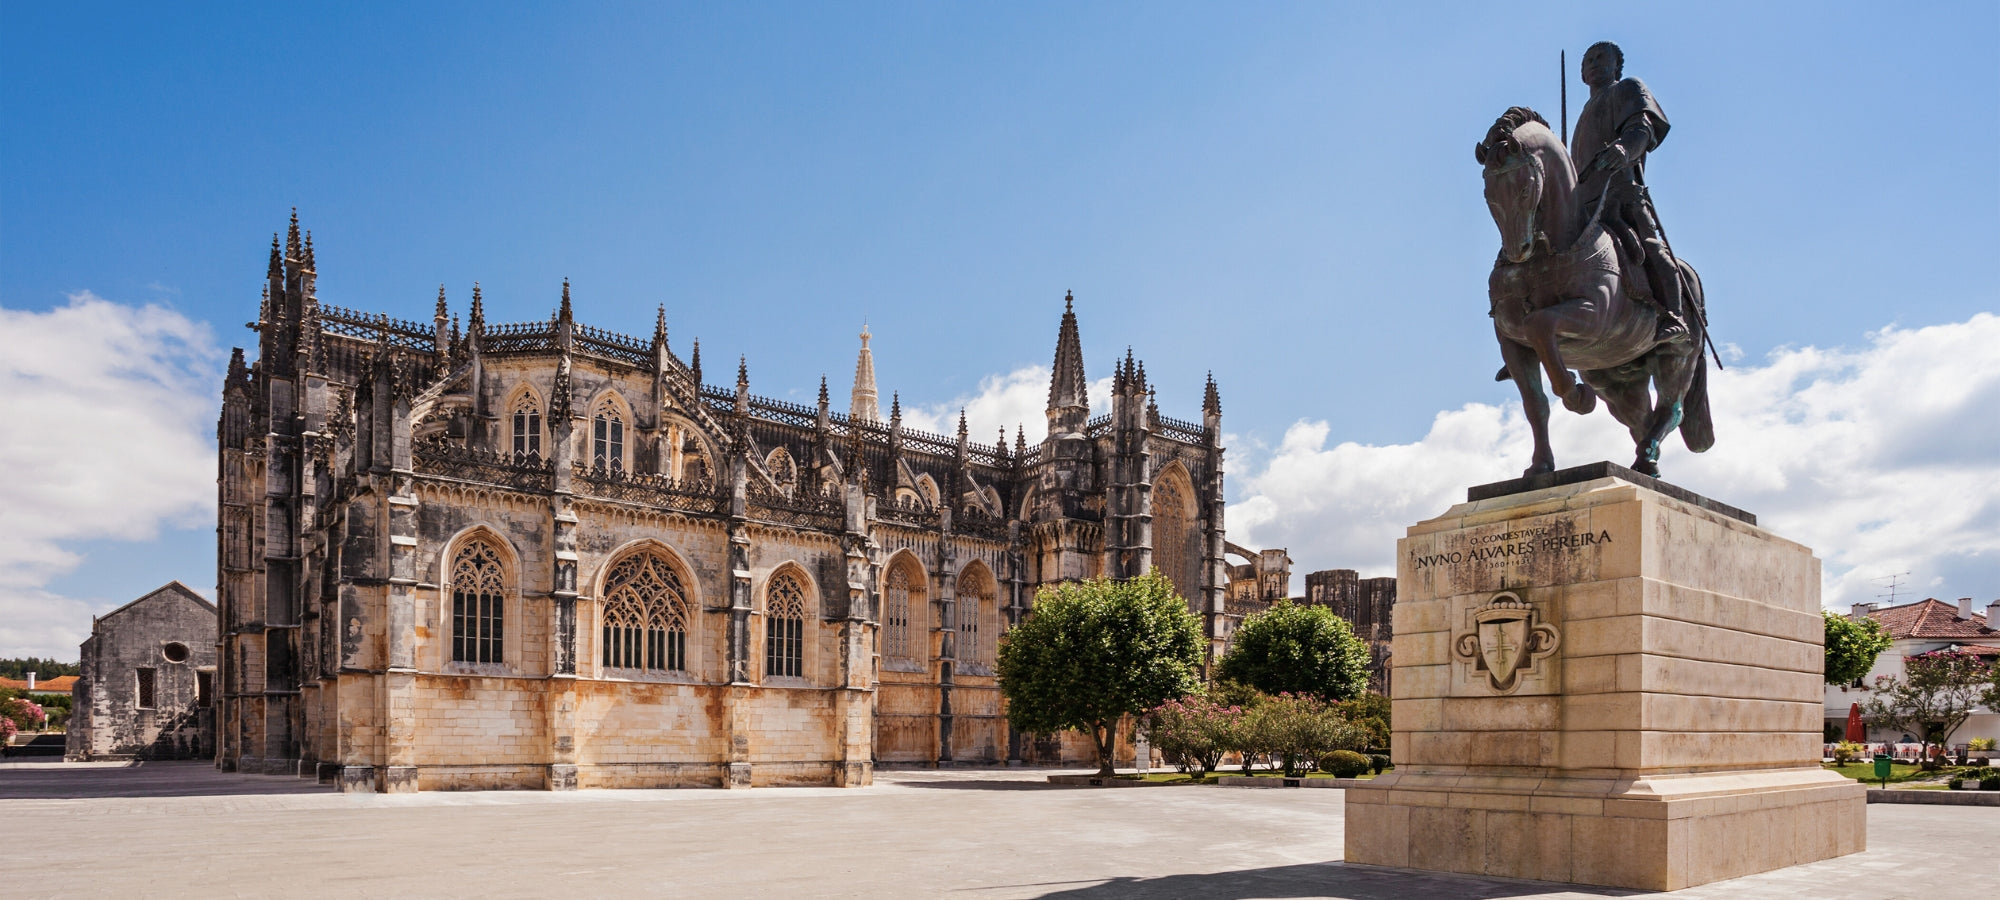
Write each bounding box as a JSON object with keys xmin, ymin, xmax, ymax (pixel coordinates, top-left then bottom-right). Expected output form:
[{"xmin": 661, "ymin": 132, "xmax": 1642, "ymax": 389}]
[{"xmin": 0, "ymin": 760, "xmax": 1988, "ymax": 899}]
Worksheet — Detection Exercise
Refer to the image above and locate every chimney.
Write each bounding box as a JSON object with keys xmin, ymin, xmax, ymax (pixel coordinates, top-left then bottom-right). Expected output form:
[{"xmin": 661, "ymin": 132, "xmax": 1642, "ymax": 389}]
[
  {"xmin": 1959, "ymin": 597, "xmax": 1975, "ymax": 620},
  {"xmin": 1986, "ymin": 600, "xmax": 1999, "ymax": 633},
  {"xmin": 25, "ymin": 671, "xmax": 34, "ymax": 691},
  {"xmin": 1850, "ymin": 602, "xmax": 1877, "ymax": 618}
]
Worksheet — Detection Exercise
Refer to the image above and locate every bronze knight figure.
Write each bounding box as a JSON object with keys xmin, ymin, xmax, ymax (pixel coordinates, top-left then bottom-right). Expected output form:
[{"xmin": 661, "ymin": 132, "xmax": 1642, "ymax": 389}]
[
  {"xmin": 1572, "ymin": 41, "xmax": 1686, "ymax": 345},
  {"xmin": 1473, "ymin": 42, "xmax": 1715, "ymax": 479}
]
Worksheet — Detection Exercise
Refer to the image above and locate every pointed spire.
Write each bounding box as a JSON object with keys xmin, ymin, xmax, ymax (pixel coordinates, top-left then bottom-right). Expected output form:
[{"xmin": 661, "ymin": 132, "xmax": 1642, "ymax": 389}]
[
  {"xmin": 691, "ymin": 338, "xmax": 703, "ymax": 383},
  {"xmin": 653, "ymin": 304, "xmax": 667, "ymax": 347},
  {"xmin": 468, "ymin": 282, "xmax": 485, "ymax": 333},
  {"xmin": 302, "ymin": 230, "xmax": 315, "ymax": 268},
  {"xmin": 736, "ymin": 354, "xmax": 749, "ymax": 388},
  {"xmin": 890, "ymin": 392, "xmax": 902, "ymax": 423},
  {"xmin": 1146, "ymin": 387, "xmax": 1159, "ymax": 421},
  {"xmin": 258, "ymin": 284, "xmax": 270, "ymax": 324},
  {"xmin": 818, "ymin": 375, "xmax": 830, "ymax": 407},
  {"xmin": 957, "ymin": 408, "xmax": 969, "ymax": 439},
  {"xmin": 1135, "ymin": 359, "xmax": 1147, "ymax": 392},
  {"xmin": 435, "ymin": 285, "xmax": 449, "ymax": 321},
  {"xmin": 1015, "ymin": 425, "xmax": 1028, "ymax": 458},
  {"xmin": 850, "ymin": 325, "xmax": 881, "ymax": 424},
  {"xmin": 1047, "ymin": 290, "xmax": 1088, "ymax": 416},
  {"xmin": 286, "ymin": 208, "xmax": 301, "ymax": 258},
  {"xmin": 226, "ymin": 347, "xmax": 250, "ymax": 389},
  {"xmin": 1203, "ymin": 371, "xmax": 1222, "ymax": 416},
  {"xmin": 267, "ymin": 233, "xmax": 282, "ymax": 279},
  {"xmin": 558, "ymin": 278, "xmax": 573, "ymax": 323}
]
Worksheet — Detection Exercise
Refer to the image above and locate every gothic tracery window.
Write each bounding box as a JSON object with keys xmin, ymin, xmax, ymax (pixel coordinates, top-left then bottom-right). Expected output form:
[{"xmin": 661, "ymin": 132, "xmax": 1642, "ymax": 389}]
[
  {"xmin": 601, "ymin": 551, "xmax": 690, "ymax": 672},
  {"xmin": 1152, "ymin": 468, "xmax": 1199, "ymax": 607},
  {"xmin": 511, "ymin": 393, "xmax": 542, "ymax": 462},
  {"xmin": 593, "ymin": 400, "xmax": 626, "ymax": 471},
  {"xmin": 764, "ymin": 571, "xmax": 807, "ymax": 679},
  {"xmin": 884, "ymin": 562, "xmax": 918, "ymax": 662},
  {"xmin": 766, "ymin": 447, "xmax": 798, "ymax": 493},
  {"xmin": 451, "ymin": 539, "xmax": 506, "ymax": 664},
  {"xmin": 957, "ymin": 571, "xmax": 988, "ymax": 665}
]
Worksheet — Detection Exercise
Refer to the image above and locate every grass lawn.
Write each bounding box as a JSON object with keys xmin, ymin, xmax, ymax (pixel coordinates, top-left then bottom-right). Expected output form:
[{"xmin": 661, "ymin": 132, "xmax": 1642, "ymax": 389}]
[
  {"xmin": 1823, "ymin": 761, "xmax": 1993, "ymax": 789},
  {"xmin": 1125, "ymin": 768, "xmax": 1391, "ymax": 784},
  {"xmin": 1824, "ymin": 761, "xmax": 1927, "ymax": 784}
]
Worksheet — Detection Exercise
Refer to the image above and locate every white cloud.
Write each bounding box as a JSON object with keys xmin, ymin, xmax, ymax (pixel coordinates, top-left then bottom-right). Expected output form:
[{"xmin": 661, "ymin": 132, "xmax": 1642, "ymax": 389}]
[
  {"xmin": 901, "ymin": 366, "xmax": 1115, "ymax": 448},
  {"xmin": 0, "ymin": 293, "xmax": 220, "ymax": 657},
  {"xmin": 1228, "ymin": 313, "xmax": 2000, "ymax": 608}
]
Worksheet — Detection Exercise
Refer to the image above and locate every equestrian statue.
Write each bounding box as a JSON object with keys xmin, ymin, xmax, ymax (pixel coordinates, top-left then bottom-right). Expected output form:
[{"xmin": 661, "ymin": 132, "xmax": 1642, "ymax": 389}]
[{"xmin": 1476, "ymin": 41, "xmax": 1713, "ymax": 478}]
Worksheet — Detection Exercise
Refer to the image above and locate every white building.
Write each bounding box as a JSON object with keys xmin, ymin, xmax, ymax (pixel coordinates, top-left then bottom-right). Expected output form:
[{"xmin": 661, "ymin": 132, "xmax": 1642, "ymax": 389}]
[{"xmin": 1824, "ymin": 597, "xmax": 2000, "ymax": 748}]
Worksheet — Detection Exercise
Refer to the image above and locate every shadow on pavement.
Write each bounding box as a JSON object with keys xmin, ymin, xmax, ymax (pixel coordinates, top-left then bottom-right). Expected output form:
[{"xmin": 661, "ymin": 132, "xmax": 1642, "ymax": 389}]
[
  {"xmin": 1012, "ymin": 862, "xmax": 1640, "ymax": 899},
  {"xmin": 0, "ymin": 759, "xmax": 334, "ymax": 800}
]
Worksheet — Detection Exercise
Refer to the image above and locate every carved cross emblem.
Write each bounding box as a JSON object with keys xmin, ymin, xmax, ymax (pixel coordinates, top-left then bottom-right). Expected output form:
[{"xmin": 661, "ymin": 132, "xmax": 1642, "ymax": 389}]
[{"xmin": 1455, "ymin": 591, "xmax": 1560, "ymax": 693}]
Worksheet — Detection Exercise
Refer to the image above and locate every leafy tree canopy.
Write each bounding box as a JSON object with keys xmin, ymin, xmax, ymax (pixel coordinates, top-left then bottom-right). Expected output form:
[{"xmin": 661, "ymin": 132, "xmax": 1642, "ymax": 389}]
[
  {"xmin": 1823, "ymin": 610, "xmax": 1892, "ymax": 685},
  {"xmin": 1217, "ymin": 600, "xmax": 1371, "ymax": 702},
  {"xmin": 0, "ymin": 658, "xmax": 79, "ymax": 680},
  {"xmin": 996, "ymin": 572, "xmax": 1204, "ymax": 775}
]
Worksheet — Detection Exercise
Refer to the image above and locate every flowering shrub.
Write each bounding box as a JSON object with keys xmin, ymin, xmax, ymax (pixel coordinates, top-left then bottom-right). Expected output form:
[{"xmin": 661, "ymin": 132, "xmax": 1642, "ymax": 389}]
[
  {"xmin": 1144, "ymin": 696, "xmax": 1241, "ymax": 779},
  {"xmin": 2, "ymin": 695, "xmax": 45, "ymax": 732},
  {"xmin": 1255, "ymin": 693, "xmax": 1371, "ymax": 776}
]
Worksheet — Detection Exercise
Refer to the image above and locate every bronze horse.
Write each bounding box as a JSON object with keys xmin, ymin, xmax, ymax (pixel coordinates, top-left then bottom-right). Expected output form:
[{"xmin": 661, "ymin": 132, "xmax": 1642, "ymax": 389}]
[{"xmin": 1476, "ymin": 107, "xmax": 1713, "ymax": 477}]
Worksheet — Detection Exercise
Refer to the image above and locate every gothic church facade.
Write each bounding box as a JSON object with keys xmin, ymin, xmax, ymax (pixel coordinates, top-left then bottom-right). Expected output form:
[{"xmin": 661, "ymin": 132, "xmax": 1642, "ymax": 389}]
[{"xmin": 216, "ymin": 214, "xmax": 1257, "ymax": 791}]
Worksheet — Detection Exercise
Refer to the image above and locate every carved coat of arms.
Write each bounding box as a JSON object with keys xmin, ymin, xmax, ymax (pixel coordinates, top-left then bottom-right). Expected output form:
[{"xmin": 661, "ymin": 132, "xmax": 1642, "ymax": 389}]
[{"xmin": 1453, "ymin": 591, "xmax": 1560, "ymax": 693}]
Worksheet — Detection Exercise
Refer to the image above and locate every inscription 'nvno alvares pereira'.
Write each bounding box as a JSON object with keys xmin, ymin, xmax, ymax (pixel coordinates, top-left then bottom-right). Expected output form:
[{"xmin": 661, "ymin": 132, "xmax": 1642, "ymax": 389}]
[{"xmin": 1411, "ymin": 528, "xmax": 1613, "ymax": 570}]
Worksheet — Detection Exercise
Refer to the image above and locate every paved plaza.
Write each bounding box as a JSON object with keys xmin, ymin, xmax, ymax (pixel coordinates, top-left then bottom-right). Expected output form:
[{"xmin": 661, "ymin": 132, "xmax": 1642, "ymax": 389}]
[{"xmin": 0, "ymin": 760, "xmax": 1988, "ymax": 899}]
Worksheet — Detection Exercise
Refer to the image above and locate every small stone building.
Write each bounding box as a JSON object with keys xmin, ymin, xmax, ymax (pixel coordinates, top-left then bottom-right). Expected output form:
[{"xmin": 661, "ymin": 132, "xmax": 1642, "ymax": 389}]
[{"xmin": 66, "ymin": 582, "xmax": 218, "ymax": 761}]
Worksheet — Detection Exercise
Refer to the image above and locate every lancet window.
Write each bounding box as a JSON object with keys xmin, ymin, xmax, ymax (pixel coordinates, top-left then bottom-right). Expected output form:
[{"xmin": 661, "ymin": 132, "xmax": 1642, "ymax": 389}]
[
  {"xmin": 451, "ymin": 539, "xmax": 507, "ymax": 664},
  {"xmin": 956, "ymin": 572, "xmax": 988, "ymax": 665},
  {"xmin": 592, "ymin": 401, "xmax": 626, "ymax": 471},
  {"xmin": 764, "ymin": 571, "xmax": 807, "ymax": 679},
  {"xmin": 1152, "ymin": 469, "xmax": 1199, "ymax": 605},
  {"xmin": 884, "ymin": 562, "xmax": 917, "ymax": 661},
  {"xmin": 511, "ymin": 393, "xmax": 542, "ymax": 462},
  {"xmin": 601, "ymin": 551, "xmax": 689, "ymax": 672}
]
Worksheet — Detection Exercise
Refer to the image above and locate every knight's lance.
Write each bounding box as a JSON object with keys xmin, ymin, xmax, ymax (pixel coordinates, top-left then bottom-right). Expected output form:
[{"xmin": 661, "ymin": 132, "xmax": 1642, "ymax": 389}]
[
  {"xmin": 1560, "ymin": 50, "xmax": 1568, "ymax": 146},
  {"xmin": 1632, "ymin": 173, "xmax": 1724, "ymax": 370}
]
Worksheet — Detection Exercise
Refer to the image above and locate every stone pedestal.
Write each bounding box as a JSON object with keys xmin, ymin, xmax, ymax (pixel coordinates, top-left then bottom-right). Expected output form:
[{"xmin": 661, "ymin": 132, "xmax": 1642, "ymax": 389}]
[{"xmin": 1344, "ymin": 464, "xmax": 1865, "ymax": 891}]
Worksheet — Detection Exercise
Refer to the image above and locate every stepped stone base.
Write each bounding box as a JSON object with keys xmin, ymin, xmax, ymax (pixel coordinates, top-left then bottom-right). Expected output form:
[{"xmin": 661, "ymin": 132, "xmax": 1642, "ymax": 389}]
[
  {"xmin": 1343, "ymin": 467, "xmax": 1865, "ymax": 891},
  {"xmin": 1346, "ymin": 768, "xmax": 1864, "ymax": 890}
]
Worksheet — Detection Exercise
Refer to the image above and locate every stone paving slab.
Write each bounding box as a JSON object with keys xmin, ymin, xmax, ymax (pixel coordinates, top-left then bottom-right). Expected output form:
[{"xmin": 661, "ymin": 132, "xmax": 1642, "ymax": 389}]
[{"xmin": 0, "ymin": 760, "xmax": 1989, "ymax": 899}]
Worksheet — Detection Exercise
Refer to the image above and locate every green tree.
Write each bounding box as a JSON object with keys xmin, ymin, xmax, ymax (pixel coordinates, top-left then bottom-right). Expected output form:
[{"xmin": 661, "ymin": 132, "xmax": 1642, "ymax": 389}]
[
  {"xmin": 1217, "ymin": 600, "xmax": 1370, "ymax": 701},
  {"xmin": 997, "ymin": 573, "xmax": 1205, "ymax": 776},
  {"xmin": 1861, "ymin": 650, "xmax": 2000, "ymax": 769},
  {"xmin": 1823, "ymin": 610, "xmax": 1892, "ymax": 685}
]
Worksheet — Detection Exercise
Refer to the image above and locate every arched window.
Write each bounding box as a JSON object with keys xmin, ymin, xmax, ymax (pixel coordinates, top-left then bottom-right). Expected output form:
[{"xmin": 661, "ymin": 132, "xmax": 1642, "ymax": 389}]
[
  {"xmin": 1153, "ymin": 466, "xmax": 1200, "ymax": 607},
  {"xmin": 451, "ymin": 539, "xmax": 506, "ymax": 664},
  {"xmin": 601, "ymin": 551, "xmax": 690, "ymax": 672},
  {"xmin": 957, "ymin": 568, "xmax": 990, "ymax": 665},
  {"xmin": 766, "ymin": 447, "xmax": 798, "ymax": 495},
  {"xmin": 593, "ymin": 400, "xmax": 626, "ymax": 471},
  {"xmin": 884, "ymin": 561, "xmax": 919, "ymax": 661},
  {"xmin": 765, "ymin": 571, "xmax": 807, "ymax": 679},
  {"xmin": 511, "ymin": 392, "xmax": 542, "ymax": 462}
]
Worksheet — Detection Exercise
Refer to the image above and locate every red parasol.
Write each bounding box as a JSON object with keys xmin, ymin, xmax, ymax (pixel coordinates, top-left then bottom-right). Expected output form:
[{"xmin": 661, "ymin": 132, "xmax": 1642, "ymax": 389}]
[{"xmin": 1845, "ymin": 703, "xmax": 1865, "ymax": 743}]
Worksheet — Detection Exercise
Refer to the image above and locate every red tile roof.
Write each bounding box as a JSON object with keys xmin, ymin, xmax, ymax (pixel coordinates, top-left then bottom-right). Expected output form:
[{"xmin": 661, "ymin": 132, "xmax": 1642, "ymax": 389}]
[
  {"xmin": 0, "ymin": 675, "xmax": 76, "ymax": 693},
  {"xmin": 1864, "ymin": 598, "xmax": 1996, "ymax": 640}
]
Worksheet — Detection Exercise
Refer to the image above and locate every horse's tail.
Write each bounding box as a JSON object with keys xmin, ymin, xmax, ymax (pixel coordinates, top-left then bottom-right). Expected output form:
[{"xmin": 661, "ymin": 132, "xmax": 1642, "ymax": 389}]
[{"xmin": 1677, "ymin": 260, "xmax": 1715, "ymax": 453}]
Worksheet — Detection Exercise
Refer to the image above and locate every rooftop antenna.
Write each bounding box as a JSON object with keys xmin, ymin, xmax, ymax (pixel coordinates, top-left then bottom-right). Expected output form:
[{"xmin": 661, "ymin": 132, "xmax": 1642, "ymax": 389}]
[
  {"xmin": 1560, "ymin": 50, "xmax": 1568, "ymax": 146},
  {"xmin": 1873, "ymin": 571, "xmax": 1911, "ymax": 605}
]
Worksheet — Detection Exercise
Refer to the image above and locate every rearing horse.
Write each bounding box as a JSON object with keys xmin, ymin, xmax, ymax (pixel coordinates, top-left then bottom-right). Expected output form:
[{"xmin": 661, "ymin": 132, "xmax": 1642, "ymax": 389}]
[{"xmin": 1476, "ymin": 107, "xmax": 1713, "ymax": 477}]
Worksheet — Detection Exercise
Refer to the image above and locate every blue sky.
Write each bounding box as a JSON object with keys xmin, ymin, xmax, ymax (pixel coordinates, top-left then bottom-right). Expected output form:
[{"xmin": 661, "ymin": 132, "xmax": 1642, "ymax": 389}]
[{"xmin": 2, "ymin": 3, "xmax": 1996, "ymax": 656}]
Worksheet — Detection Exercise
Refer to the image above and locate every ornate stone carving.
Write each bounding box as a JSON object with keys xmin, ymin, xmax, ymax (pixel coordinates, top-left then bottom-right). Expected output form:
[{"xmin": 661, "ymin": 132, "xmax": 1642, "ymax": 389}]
[{"xmin": 1454, "ymin": 591, "xmax": 1560, "ymax": 693}]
